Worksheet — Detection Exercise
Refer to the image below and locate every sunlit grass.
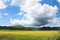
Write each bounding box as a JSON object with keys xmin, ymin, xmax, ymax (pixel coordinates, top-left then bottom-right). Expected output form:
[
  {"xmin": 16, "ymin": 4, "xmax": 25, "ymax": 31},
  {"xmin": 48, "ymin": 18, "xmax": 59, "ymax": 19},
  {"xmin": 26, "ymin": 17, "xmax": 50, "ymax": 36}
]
[
  {"xmin": 0, "ymin": 30, "xmax": 58, "ymax": 36},
  {"xmin": 0, "ymin": 30, "xmax": 59, "ymax": 40}
]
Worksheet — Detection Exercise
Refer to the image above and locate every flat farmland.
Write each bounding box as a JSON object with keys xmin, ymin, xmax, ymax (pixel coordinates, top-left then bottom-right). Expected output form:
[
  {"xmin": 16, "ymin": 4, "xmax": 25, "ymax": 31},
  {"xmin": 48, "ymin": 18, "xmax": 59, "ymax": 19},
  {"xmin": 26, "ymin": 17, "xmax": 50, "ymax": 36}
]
[{"xmin": 0, "ymin": 30, "xmax": 59, "ymax": 40}]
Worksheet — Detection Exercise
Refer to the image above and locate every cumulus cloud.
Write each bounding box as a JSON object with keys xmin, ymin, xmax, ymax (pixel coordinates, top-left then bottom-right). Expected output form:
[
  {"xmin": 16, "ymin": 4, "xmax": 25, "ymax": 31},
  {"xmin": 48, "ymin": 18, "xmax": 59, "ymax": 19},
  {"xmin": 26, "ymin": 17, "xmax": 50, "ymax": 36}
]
[
  {"xmin": 48, "ymin": 18, "xmax": 60, "ymax": 26},
  {"xmin": 11, "ymin": 0, "xmax": 25, "ymax": 6},
  {"xmin": 10, "ymin": 0, "xmax": 58, "ymax": 27},
  {"xmin": 11, "ymin": 0, "xmax": 42, "ymax": 6},
  {"xmin": 57, "ymin": 0, "xmax": 60, "ymax": 3},
  {"xmin": 10, "ymin": 18, "xmax": 34, "ymax": 26},
  {"xmin": 0, "ymin": 0, "xmax": 11, "ymax": 9},
  {"xmin": 0, "ymin": 0, "xmax": 7, "ymax": 9}
]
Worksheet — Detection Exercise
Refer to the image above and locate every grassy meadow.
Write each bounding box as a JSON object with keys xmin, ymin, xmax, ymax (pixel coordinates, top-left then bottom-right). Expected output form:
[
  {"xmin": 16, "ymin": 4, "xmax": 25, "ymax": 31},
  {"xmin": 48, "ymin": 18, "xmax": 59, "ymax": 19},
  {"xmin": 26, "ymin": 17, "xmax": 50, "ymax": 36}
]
[{"xmin": 0, "ymin": 30, "xmax": 60, "ymax": 40}]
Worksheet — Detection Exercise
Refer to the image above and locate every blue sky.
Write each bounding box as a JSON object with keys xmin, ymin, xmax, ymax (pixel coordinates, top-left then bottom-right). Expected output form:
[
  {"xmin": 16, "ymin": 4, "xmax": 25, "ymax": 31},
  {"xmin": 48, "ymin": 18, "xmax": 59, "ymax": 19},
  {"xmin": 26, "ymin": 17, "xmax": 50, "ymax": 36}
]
[{"xmin": 0, "ymin": 0, "xmax": 60, "ymax": 27}]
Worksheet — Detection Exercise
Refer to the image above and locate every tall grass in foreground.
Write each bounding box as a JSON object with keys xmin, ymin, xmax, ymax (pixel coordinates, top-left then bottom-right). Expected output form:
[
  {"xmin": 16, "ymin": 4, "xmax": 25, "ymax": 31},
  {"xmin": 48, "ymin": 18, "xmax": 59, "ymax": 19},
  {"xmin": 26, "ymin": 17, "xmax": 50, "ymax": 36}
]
[
  {"xmin": 0, "ymin": 30, "xmax": 60, "ymax": 40},
  {"xmin": 0, "ymin": 35, "xmax": 59, "ymax": 40}
]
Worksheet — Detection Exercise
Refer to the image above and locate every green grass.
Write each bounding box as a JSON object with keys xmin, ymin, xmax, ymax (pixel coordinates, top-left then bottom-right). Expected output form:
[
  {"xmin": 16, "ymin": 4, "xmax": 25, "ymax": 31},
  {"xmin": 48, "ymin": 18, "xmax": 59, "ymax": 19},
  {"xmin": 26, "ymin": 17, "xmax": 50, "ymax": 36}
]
[{"xmin": 0, "ymin": 34, "xmax": 59, "ymax": 40}]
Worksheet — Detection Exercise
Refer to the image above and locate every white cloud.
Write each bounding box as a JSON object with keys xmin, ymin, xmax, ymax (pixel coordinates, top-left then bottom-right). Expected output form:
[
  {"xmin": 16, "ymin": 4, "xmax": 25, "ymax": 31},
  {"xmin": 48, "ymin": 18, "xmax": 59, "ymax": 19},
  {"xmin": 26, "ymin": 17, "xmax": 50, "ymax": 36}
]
[
  {"xmin": 3, "ymin": 13, "xmax": 8, "ymax": 16},
  {"xmin": 11, "ymin": 0, "xmax": 26, "ymax": 6},
  {"xmin": 57, "ymin": 0, "xmax": 60, "ymax": 3},
  {"xmin": 17, "ymin": 12, "xmax": 23, "ymax": 16},
  {"xmin": 10, "ymin": 18, "xmax": 34, "ymax": 26},
  {"xmin": 40, "ymin": 18, "xmax": 60, "ymax": 27},
  {"xmin": 11, "ymin": 0, "xmax": 42, "ymax": 6},
  {"xmin": 0, "ymin": 24, "xmax": 11, "ymax": 26},
  {"xmin": 49, "ymin": 18, "xmax": 60, "ymax": 25},
  {"xmin": 10, "ymin": 0, "xmax": 58, "ymax": 27},
  {"xmin": 0, "ymin": 13, "xmax": 8, "ymax": 19},
  {"xmin": 0, "ymin": 0, "xmax": 7, "ymax": 9},
  {"xmin": 41, "ymin": 18, "xmax": 60, "ymax": 27}
]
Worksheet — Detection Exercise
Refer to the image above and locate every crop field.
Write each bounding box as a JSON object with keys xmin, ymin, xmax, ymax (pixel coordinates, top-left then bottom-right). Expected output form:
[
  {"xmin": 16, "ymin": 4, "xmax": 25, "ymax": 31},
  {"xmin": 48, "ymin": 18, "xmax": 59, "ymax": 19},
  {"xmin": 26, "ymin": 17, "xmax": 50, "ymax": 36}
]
[{"xmin": 0, "ymin": 30, "xmax": 60, "ymax": 40}]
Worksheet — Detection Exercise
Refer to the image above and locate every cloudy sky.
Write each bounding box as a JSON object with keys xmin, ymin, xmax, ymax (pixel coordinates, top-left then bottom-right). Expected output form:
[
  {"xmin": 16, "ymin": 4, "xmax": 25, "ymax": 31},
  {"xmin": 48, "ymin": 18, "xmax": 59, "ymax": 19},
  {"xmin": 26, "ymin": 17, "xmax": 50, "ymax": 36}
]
[{"xmin": 0, "ymin": 0, "xmax": 60, "ymax": 27}]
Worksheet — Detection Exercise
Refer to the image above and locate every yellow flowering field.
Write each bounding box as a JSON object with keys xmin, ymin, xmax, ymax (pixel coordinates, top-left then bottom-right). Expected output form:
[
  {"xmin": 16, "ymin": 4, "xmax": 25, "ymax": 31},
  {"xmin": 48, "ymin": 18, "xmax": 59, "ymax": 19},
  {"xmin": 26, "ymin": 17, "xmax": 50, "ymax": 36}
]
[{"xmin": 0, "ymin": 30, "xmax": 59, "ymax": 36}]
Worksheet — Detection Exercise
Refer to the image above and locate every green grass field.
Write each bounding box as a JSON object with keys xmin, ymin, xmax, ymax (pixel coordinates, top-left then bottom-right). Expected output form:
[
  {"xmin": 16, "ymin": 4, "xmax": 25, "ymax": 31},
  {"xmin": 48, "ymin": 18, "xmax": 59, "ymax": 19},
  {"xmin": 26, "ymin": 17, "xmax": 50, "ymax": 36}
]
[{"xmin": 0, "ymin": 30, "xmax": 60, "ymax": 40}]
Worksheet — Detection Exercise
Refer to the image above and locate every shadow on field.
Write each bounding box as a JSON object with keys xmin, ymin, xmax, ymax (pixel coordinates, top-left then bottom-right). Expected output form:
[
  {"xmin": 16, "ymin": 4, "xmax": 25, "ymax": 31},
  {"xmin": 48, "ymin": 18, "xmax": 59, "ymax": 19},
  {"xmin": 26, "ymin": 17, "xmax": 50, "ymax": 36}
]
[
  {"xmin": 0, "ymin": 35, "xmax": 15, "ymax": 40},
  {"xmin": 56, "ymin": 36, "xmax": 60, "ymax": 40}
]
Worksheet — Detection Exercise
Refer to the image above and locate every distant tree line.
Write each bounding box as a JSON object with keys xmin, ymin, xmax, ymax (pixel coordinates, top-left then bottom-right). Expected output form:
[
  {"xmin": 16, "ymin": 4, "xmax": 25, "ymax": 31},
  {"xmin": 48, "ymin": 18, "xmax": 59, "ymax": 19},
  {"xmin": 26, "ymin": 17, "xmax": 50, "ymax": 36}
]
[
  {"xmin": 0, "ymin": 26, "xmax": 33, "ymax": 30},
  {"xmin": 0, "ymin": 26, "xmax": 60, "ymax": 30},
  {"xmin": 39, "ymin": 27, "xmax": 60, "ymax": 30}
]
